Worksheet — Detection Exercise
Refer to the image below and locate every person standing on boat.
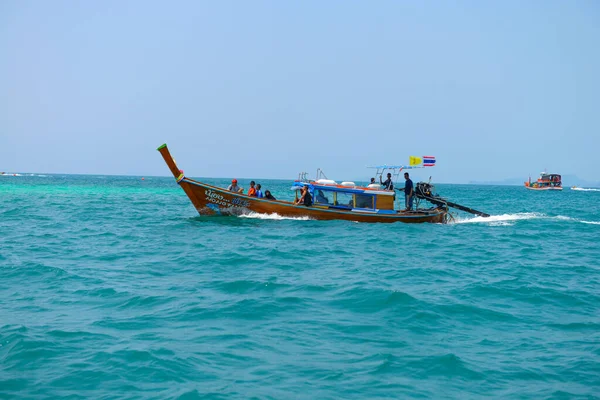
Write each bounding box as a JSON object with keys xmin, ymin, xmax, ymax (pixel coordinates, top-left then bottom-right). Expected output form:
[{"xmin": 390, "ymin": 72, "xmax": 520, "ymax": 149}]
[
  {"xmin": 404, "ymin": 172, "xmax": 414, "ymax": 211},
  {"xmin": 256, "ymin": 184, "xmax": 264, "ymax": 198},
  {"xmin": 380, "ymin": 173, "xmax": 394, "ymax": 190},
  {"xmin": 227, "ymin": 179, "xmax": 243, "ymax": 193}
]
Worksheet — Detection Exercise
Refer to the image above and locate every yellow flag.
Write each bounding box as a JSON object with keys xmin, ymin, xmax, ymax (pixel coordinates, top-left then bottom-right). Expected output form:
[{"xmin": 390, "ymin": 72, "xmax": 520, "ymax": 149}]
[{"xmin": 409, "ymin": 156, "xmax": 422, "ymax": 166}]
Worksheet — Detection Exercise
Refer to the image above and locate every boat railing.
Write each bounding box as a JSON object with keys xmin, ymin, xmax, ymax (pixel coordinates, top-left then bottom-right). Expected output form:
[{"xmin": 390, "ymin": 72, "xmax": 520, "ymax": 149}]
[
  {"xmin": 297, "ymin": 171, "xmax": 310, "ymax": 182},
  {"xmin": 298, "ymin": 169, "xmax": 330, "ymax": 183}
]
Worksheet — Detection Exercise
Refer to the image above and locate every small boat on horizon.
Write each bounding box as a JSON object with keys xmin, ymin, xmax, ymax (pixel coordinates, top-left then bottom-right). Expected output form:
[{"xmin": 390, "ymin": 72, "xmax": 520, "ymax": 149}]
[
  {"xmin": 157, "ymin": 144, "xmax": 454, "ymax": 223},
  {"xmin": 524, "ymin": 171, "xmax": 563, "ymax": 191},
  {"xmin": 571, "ymin": 186, "xmax": 600, "ymax": 192}
]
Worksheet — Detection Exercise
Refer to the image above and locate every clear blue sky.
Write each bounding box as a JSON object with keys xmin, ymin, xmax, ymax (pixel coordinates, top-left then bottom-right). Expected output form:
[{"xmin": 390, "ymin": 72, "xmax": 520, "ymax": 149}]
[{"xmin": 1, "ymin": 1, "xmax": 598, "ymax": 183}]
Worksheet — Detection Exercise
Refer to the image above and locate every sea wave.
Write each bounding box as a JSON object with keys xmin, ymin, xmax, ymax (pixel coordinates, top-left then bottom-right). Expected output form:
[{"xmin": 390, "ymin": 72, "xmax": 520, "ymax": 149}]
[
  {"xmin": 555, "ymin": 216, "xmax": 600, "ymax": 225},
  {"xmin": 2, "ymin": 176, "xmax": 599, "ymax": 399},
  {"xmin": 1, "ymin": 173, "xmax": 47, "ymax": 177},
  {"xmin": 454, "ymin": 212, "xmax": 542, "ymax": 225},
  {"xmin": 571, "ymin": 187, "xmax": 600, "ymax": 192},
  {"xmin": 455, "ymin": 213, "xmax": 600, "ymax": 226}
]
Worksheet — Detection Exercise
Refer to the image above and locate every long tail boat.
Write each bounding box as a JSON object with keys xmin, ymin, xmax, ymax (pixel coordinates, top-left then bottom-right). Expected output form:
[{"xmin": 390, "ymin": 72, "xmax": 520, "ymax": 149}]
[
  {"xmin": 524, "ymin": 171, "xmax": 563, "ymax": 191},
  {"xmin": 157, "ymin": 144, "xmax": 449, "ymax": 223}
]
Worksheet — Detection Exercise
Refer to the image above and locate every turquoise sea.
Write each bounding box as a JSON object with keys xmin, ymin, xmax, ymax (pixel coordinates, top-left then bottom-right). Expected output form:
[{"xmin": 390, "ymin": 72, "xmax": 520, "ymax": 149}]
[{"xmin": 1, "ymin": 174, "xmax": 599, "ymax": 399}]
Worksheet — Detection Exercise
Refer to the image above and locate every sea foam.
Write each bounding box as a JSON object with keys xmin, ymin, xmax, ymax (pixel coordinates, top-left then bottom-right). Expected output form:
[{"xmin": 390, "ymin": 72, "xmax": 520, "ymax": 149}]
[{"xmin": 238, "ymin": 212, "xmax": 311, "ymax": 221}]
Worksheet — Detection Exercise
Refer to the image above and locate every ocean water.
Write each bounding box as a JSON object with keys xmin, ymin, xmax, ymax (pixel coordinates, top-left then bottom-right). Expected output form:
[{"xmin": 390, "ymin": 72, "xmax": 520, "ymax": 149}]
[{"xmin": 1, "ymin": 174, "xmax": 599, "ymax": 399}]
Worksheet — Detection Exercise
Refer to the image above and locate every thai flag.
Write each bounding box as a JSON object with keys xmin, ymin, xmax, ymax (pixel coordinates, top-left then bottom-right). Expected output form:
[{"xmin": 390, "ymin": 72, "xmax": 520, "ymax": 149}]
[{"xmin": 423, "ymin": 156, "xmax": 436, "ymax": 167}]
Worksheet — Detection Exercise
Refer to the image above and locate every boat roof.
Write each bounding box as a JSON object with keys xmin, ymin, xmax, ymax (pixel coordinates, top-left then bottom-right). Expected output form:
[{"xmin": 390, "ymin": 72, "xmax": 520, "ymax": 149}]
[
  {"xmin": 292, "ymin": 181, "xmax": 395, "ymax": 196},
  {"xmin": 293, "ymin": 155, "xmax": 436, "ymax": 196}
]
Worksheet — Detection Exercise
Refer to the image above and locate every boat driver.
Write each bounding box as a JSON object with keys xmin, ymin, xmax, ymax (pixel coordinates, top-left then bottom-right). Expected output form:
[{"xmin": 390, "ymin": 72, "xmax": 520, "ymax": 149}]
[{"xmin": 404, "ymin": 172, "xmax": 414, "ymax": 211}]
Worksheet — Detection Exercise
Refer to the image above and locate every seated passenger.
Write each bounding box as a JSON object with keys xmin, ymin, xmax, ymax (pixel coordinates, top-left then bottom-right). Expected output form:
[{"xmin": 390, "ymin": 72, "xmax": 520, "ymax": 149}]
[
  {"xmin": 247, "ymin": 181, "xmax": 257, "ymax": 196},
  {"xmin": 227, "ymin": 179, "xmax": 243, "ymax": 193},
  {"xmin": 256, "ymin": 184, "xmax": 264, "ymax": 198},
  {"xmin": 264, "ymin": 190, "xmax": 276, "ymax": 200},
  {"xmin": 356, "ymin": 195, "xmax": 372, "ymax": 208},
  {"xmin": 295, "ymin": 185, "xmax": 312, "ymax": 206},
  {"xmin": 315, "ymin": 190, "xmax": 329, "ymax": 204},
  {"xmin": 367, "ymin": 178, "xmax": 382, "ymax": 189}
]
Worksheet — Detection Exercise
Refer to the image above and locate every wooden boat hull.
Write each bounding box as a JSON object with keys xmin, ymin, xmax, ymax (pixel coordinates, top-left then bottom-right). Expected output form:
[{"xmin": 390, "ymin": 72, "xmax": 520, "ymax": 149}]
[
  {"xmin": 158, "ymin": 145, "xmax": 447, "ymax": 223},
  {"xmin": 524, "ymin": 185, "xmax": 563, "ymax": 191},
  {"xmin": 180, "ymin": 177, "xmax": 447, "ymax": 223}
]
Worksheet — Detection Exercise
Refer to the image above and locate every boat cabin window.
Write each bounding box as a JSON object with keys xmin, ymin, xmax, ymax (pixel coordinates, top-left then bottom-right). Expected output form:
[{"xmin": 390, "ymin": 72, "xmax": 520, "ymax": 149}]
[
  {"xmin": 314, "ymin": 189, "xmax": 333, "ymax": 205},
  {"xmin": 354, "ymin": 194, "xmax": 374, "ymax": 209},
  {"xmin": 334, "ymin": 192, "xmax": 354, "ymax": 208},
  {"xmin": 314, "ymin": 189, "xmax": 375, "ymax": 209}
]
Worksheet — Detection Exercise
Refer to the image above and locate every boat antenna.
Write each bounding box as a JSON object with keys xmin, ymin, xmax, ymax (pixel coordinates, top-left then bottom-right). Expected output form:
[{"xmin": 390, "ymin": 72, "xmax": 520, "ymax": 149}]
[
  {"xmin": 298, "ymin": 171, "xmax": 310, "ymax": 182},
  {"xmin": 316, "ymin": 168, "xmax": 328, "ymax": 181}
]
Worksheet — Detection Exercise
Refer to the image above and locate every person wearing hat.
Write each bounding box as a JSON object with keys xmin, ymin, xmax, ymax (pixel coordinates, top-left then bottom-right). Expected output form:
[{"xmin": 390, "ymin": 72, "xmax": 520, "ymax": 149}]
[{"xmin": 227, "ymin": 179, "xmax": 243, "ymax": 193}]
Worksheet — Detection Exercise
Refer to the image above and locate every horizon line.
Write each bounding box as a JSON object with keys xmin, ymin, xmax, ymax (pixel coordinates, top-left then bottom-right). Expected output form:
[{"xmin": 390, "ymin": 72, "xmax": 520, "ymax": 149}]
[{"xmin": 0, "ymin": 171, "xmax": 540, "ymax": 186}]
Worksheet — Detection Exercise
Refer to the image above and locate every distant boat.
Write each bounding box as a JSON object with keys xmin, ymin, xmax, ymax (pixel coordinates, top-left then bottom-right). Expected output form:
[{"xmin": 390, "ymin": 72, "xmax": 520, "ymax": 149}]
[
  {"xmin": 524, "ymin": 171, "xmax": 563, "ymax": 191},
  {"xmin": 571, "ymin": 186, "xmax": 600, "ymax": 192}
]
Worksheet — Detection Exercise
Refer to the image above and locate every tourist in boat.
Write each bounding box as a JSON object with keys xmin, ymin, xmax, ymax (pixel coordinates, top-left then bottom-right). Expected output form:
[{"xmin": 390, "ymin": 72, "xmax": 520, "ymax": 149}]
[
  {"xmin": 355, "ymin": 194, "xmax": 372, "ymax": 208},
  {"xmin": 227, "ymin": 179, "xmax": 243, "ymax": 193},
  {"xmin": 315, "ymin": 190, "xmax": 329, "ymax": 204},
  {"xmin": 264, "ymin": 190, "xmax": 276, "ymax": 200},
  {"xmin": 404, "ymin": 172, "xmax": 414, "ymax": 210},
  {"xmin": 368, "ymin": 177, "xmax": 382, "ymax": 189},
  {"xmin": 295, "ymin": 185, "xmax": 313, "ymax": 206},
  {"xmin": 248, "ymin": 181, "xmax": 257, "ymax": 196},
  {"xmin": 256, "ymin": 184, "xmax": 264, "ymax": 198},
  {"xmin": 380, "ymin": 173, "xmax": 394, "ymax": 190}
]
